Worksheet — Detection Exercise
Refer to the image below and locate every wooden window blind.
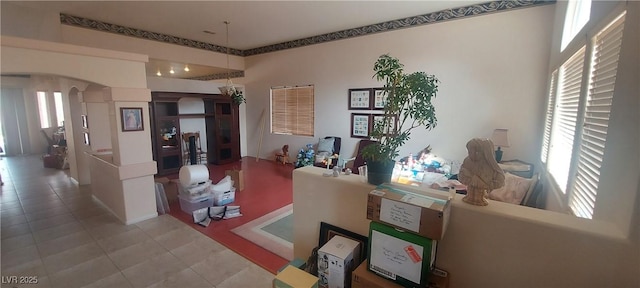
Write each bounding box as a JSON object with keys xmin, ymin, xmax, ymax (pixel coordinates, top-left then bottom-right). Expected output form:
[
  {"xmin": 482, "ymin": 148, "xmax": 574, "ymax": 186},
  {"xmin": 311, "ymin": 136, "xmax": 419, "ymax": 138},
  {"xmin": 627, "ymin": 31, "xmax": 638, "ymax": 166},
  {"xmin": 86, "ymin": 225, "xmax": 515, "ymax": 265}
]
[
  {"xmin": 271, "ymin": 86, "xmax": 314, "ymax": 136},
  {"xmin": 568, "ymin": 13, "xmax": 625, "ymax": 219}
]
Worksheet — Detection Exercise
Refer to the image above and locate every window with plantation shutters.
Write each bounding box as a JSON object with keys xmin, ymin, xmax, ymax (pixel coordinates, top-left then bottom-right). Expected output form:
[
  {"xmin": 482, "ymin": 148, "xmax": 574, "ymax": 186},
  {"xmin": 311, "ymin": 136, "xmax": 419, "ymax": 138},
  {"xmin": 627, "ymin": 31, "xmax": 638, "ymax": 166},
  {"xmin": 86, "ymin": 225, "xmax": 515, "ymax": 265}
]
[
  {"xmin": 547, "ymin": 46, "xmax": 585, "ymax": 194},
  {"xmin": 271, "ymin": 85, "xmax": 314, "ymax": 136},
  {"xmin": 541, "ymin": 70, "xmax": 558, "ymax": 164},
  {"xmin": 568, "ymin": 13, "xmax": 625, "ymax": 219}
]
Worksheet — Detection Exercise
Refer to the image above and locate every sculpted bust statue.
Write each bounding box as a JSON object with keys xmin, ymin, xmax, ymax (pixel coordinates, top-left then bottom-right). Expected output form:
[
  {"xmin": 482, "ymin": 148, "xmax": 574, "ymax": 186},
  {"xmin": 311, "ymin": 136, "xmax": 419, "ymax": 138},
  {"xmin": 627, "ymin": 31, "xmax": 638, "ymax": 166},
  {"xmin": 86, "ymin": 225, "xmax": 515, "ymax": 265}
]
[{"xmin": 458, "ymin": 138, "xmax": 505, "ymax": 206}]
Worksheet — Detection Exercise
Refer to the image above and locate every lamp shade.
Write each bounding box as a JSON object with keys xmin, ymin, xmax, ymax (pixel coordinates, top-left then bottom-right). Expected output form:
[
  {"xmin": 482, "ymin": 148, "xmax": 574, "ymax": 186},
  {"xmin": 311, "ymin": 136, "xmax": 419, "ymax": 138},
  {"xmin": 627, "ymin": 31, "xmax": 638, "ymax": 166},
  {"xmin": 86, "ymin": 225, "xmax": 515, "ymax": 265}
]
[{"xmin": 491, "ymin": 129, "xmax": 510, "ymax": 147}]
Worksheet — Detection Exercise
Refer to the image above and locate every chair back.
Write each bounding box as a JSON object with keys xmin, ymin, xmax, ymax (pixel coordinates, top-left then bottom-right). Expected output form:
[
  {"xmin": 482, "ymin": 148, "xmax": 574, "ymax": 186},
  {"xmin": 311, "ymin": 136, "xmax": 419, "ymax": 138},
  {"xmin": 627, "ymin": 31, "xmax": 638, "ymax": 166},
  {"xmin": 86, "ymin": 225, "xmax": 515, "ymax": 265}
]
[{"xmin": 352, "ymin": 139, "xmax": 377, "ymax": 174}]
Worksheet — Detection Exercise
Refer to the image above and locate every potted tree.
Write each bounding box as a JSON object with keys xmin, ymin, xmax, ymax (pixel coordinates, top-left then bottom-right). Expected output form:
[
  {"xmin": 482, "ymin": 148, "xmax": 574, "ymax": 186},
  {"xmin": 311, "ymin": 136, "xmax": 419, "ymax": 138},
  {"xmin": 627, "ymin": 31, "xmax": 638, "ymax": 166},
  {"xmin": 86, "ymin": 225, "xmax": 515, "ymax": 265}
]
[{"xmin": 361, "ymin": 54, "xmax": 440, "ymax": 185}]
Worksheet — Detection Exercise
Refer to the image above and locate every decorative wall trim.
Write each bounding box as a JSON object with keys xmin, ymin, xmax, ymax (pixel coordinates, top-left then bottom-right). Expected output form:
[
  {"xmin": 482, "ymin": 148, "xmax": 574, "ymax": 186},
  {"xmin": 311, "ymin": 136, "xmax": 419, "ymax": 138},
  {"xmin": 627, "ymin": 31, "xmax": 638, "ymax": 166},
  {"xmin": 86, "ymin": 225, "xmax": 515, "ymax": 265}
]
[
  {"xmin": 59, "ymin": 14, "xmax": 243, "ymax": 56},
  {"xmin": 60, "ymin": 0, "xmax": 554, "ymax": 57},
  {"xmin": 188, "ymin": 70, "xmax": 245, "ymax": 81},
  {"xmin": 244, "ymin": 0, "xmax": 554, "ymax": 56}
]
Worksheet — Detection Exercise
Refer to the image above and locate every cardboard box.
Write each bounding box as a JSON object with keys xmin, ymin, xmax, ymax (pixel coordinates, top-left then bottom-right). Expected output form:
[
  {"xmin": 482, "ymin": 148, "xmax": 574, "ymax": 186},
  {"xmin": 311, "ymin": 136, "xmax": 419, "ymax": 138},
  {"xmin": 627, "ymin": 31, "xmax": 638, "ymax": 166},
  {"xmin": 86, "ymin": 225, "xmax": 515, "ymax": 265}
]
[
  {"xmin": 367, "ymin": 184, "xmax": 450, "ymax": 240},
  {"xmin": 318, "ymin": 235, "xmax": 361, "ymax": 288},
  {"xmin": 368, "ymin": 221, "xmax": 437, "ymax": 288},
  {"xmin": 352, "ymin": 260, "xmax": 403, "ymax": 288},
  {"xmin": 353, "ymin": 260, "xmax": 450, "ymax": 288},
  {"xmin": 155, "ymin": 177, "xmax": 178, "ymax": 203},
  {"xmin": 427, "ymin": 267, "xmax": 450, "ymax": 288},
  {"xmin": 273, "ymin": 265, "xmax": 318, "ymax": 288},
  {"xmin": 225, "ymin": 169, "xmax": 244, "ymax": 191}
]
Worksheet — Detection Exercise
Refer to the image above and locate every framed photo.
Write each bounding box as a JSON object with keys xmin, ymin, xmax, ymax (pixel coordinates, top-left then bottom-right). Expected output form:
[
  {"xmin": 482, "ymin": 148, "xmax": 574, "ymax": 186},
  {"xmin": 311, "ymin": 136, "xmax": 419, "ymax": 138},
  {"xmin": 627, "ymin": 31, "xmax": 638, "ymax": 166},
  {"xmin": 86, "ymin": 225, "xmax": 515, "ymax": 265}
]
[
  {"xmin": 81, "ymin": 115, "xmax": 88, "ymax": 129},
  {"xmin": 351, "ymin": 113, "xmax": 370, "ymax": 138},
  {"xmin": 120, "ymin": 107, "xmax": 144, "ymax": 132},
  {"xmin": 83, "ymin": 132, "xmax": 90, "ymax": 145},
  {"xmin": 372, "ymin": 114, "xmax": 398, "ymax": 136},
  {"xmin": 372, "ymin": 88, "xmax": 388, "ymax": 110},
  {"xmin": 318, "ymin": 222, "xmax": 368, "ymax": 265},
  {"xmin": 348, "ymin": 88, "xmax": 372, "ymax": 110}
]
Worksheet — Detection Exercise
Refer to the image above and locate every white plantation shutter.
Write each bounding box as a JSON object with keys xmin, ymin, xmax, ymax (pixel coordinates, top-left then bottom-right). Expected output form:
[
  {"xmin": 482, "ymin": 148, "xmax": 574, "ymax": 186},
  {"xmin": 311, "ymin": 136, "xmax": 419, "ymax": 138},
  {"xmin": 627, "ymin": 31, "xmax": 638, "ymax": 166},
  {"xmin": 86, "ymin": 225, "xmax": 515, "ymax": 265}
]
[
  {"xmin": 541, "ymin": 70, "xmax": 558, "ymax": 163},
  {"xmin": 568, "ymin": 13, "xmax": 625, "ymax": 219},
  {"xmin": 271, "ymin": 86, "xmax": 314, "ymax": 136},
  {"xmin": 547, "ymin": 46, "xmax": 585, "ymax": 193}
]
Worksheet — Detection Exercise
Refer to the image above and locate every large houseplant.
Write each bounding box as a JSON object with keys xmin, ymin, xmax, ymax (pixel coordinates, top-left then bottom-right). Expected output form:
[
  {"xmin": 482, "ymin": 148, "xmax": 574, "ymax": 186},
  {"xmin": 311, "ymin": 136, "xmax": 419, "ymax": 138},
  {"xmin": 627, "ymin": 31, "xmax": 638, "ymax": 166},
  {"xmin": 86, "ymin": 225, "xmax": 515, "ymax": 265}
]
[{"xmin": 361, "ymin": 54, "xmax": 439, "ymax": 185}]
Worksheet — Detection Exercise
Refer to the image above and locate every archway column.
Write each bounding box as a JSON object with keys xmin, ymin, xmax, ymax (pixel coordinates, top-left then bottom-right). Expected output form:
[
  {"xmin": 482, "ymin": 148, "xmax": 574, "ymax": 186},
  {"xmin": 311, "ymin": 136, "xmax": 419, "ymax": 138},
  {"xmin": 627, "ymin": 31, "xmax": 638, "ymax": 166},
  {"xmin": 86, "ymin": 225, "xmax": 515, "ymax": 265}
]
[{"xmin": 86, "ymin": 87, "xmax": 157, "ymax": 224}]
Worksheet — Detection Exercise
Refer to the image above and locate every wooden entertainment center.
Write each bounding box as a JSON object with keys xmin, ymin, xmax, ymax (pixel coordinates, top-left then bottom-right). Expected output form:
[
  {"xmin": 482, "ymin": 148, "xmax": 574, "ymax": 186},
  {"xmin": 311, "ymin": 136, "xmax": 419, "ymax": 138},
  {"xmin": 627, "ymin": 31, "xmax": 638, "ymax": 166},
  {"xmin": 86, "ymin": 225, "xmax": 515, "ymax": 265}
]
[{"xmin": 151, "ymin": 92, "xmax": 240, "ymax": 175}]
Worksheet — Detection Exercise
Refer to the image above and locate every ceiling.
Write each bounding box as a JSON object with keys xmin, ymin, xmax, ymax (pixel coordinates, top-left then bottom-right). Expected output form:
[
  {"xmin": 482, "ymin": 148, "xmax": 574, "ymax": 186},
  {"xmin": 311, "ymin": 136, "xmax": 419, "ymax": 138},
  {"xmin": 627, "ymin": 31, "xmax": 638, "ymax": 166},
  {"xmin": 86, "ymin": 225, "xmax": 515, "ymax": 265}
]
[{"xmin": 6, "ymin": 1, "xmax": 488, "ymax": 79}]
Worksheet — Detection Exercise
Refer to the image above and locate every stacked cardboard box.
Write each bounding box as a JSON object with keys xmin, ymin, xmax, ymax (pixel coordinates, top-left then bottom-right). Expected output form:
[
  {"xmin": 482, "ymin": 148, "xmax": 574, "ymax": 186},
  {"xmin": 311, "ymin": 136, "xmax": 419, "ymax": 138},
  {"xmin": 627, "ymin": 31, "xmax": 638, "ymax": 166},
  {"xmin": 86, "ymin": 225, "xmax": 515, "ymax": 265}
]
[
  {"xmin": 364, "ymin": 184, "xmax": 451, "ymax": 288},
  {"xmin": 352, "ymin": 260, "xmax": 449, "ymax": 288},
  {"xmin": 274, "ymin": 265, "xmax": 318, "ymax": 288},
  {"xmin": 317, "ymin": 235, "xmax": 361, "ymax": 288}
]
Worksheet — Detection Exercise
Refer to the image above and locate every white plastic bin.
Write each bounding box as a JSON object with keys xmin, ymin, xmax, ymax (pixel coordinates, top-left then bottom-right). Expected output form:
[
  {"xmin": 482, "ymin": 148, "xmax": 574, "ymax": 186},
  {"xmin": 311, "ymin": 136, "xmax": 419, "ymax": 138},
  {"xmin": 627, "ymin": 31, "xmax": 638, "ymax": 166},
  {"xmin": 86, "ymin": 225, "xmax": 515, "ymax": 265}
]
[
  {"xmin": 213, "ymin": 187, "xmax": 236, "ymax": 206},
  {"xmin": 178, "ymin": 193, "xmax": 214, "ymax": 214}
]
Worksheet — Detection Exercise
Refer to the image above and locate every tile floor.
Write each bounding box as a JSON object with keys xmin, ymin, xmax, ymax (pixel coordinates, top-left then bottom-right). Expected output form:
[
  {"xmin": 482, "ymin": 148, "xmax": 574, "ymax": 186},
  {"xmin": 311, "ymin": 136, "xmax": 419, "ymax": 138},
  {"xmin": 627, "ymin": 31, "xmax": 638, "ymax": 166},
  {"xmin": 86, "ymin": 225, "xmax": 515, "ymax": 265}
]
[{"xmin": 0, "ymin": 155, "xmax": 274, "ymax": 288}]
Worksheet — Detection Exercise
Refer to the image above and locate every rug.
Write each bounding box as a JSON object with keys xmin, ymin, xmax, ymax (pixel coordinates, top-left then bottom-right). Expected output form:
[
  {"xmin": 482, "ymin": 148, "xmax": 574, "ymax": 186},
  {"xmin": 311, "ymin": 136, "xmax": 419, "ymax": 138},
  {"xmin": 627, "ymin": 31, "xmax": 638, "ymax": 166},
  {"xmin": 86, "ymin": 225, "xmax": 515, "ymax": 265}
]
[{"xmin": 231, "ymin": 203, "xmax": 293, "ymax": 260}]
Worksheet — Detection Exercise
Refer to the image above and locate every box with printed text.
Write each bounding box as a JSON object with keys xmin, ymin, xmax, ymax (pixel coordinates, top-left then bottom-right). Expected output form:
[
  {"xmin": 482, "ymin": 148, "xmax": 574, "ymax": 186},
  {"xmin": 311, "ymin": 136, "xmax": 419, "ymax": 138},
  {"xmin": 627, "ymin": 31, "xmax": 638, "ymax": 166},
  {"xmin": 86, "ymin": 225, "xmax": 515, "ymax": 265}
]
[
  {"xmin": 367, "ymin": 184, "xmax": 450, "ymax": 240},
  {"xmin": 318, "ymin": 235, "xmax": 361, "ymax": 288},
  {"xmin": 367, "ymin": 221, "xmax": 437, "ymax": 288}
]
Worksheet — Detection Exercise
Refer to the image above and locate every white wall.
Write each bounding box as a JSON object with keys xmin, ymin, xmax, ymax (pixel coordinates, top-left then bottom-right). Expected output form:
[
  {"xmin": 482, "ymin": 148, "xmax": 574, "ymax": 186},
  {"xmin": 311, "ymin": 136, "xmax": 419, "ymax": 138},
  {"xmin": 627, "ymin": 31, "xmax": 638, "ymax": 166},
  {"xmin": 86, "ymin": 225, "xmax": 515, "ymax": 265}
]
[{"xmin": 244, "ymin": 5, "xmax": 554, "ymax": 166}]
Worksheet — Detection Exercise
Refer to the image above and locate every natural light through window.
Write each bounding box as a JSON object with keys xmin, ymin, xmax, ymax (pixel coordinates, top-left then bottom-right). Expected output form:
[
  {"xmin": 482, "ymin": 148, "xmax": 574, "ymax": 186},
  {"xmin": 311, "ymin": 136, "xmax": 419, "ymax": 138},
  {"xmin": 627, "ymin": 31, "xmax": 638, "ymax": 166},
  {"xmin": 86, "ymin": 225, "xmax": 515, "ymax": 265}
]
[
  {"xmin": 54, "ymin": 92, "xmax": 64, "ymax": 127},
  {"xmin": 561, "ymin": 0, "xmax": 591, "ymax": 51},
  {"xmin": 37, "ymin": 91, "xmax": 51, "ymax": 129}
]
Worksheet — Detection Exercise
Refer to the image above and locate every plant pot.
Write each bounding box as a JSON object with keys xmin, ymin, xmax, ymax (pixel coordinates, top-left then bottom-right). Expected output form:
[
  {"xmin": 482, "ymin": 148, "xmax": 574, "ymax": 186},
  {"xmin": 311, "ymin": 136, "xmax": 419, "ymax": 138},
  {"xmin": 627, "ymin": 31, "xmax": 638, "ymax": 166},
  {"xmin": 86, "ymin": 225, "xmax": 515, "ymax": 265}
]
[{"xmin": 367, "ymin": 159, "xmax": 396, "ymax": 185}]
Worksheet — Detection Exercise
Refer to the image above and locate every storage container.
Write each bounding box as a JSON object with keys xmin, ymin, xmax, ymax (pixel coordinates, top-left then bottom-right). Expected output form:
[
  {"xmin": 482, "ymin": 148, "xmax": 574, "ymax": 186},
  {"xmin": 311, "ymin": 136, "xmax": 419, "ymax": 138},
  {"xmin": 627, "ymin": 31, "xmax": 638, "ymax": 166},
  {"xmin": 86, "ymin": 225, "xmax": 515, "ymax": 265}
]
[{"xmin": 178, "ymin": 193, "xmax": 214, "ymax": 214}]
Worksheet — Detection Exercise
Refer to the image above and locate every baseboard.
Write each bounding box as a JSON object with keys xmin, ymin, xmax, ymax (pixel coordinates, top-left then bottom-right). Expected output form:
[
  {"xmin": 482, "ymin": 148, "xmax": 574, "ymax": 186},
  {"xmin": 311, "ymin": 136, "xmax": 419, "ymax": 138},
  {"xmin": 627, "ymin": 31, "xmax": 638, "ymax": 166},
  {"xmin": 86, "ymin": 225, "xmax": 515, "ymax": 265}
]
[{"xmin": 125, "ymin": 212, "xmax": 159, "ymax": 225}]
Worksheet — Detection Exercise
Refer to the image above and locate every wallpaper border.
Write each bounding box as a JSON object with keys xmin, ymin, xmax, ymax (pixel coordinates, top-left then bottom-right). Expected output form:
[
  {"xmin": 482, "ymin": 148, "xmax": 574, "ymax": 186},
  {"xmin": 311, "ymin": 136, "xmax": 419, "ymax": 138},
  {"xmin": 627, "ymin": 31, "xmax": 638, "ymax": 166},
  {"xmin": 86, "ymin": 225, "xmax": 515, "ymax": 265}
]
[{"xmin": 60, "ymin": 0, "xmax": 554, "ymax": 57}]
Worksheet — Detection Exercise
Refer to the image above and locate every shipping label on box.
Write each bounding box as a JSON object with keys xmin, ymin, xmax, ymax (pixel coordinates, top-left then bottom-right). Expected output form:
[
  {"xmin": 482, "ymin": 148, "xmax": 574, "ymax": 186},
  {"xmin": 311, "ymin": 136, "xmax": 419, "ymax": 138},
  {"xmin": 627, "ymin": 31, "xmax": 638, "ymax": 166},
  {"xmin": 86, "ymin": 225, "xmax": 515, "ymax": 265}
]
[
  {"xmin": 225, "ymin": 169, "xmax": 244, "ymax": 191},
  {"xmin": 368, "ymin": 221, "xmax": 437, "ymax": 288},
  {"xmin": 318, "ymin": 235, "xmax": 360, "ymax": 288},
  {"xmin": 367, "ymin": 184, "xmax": 450, "ymax": 240}
]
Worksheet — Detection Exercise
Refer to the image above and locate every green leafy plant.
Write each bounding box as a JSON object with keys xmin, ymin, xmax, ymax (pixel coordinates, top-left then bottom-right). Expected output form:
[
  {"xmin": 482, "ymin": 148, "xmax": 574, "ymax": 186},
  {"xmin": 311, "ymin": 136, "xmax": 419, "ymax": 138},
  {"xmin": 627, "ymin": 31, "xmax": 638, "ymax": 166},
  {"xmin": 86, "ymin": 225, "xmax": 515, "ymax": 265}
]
[
  {"xmin": 361, "ymin": 54, "xmax": 439, "ymax": 162},
  {"xmin": 231, "ymin": 89, "xmax": 246, "ymax": 105}
]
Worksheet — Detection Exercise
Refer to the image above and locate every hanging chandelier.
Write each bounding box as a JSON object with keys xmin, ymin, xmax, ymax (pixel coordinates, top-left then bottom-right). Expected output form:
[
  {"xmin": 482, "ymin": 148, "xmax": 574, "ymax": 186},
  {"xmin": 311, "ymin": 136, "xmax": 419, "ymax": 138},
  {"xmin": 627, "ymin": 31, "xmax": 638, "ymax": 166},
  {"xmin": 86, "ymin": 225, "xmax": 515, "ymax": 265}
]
[{"xmin": 218, "ymin": 21, "xmax": 245, "ymax": 105}]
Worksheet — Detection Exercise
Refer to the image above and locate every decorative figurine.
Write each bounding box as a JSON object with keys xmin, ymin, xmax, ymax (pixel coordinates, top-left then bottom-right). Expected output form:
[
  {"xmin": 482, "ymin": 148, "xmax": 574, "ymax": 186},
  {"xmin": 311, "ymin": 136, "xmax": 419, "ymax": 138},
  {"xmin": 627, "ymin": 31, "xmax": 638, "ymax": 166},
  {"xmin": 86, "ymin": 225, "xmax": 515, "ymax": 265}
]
[{"xmin": 458, "ymin": 138, "xmax": 505, "ymax": 206}]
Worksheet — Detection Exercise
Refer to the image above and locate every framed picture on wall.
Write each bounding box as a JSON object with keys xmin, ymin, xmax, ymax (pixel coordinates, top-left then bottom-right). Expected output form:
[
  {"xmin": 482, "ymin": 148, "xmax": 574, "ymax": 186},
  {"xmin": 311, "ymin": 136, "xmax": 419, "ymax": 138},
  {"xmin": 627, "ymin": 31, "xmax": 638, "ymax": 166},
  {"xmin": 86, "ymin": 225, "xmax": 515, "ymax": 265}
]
[
  {"xmin": 372, "ymin": 88, "xmax": 388, "ymax": 110},
  {"xmin": 351, "ymin": 113, "xmax": 371, "ymax": 138},
  {"xmin": 120, "ymin": 107, "xmax": 143, "ymax": 132},
  {"xmin": 348, "ymin": 88, "xmax": 372, "ymax": 110},
  {"xmin": 372, "ymin": 114, "xmax": 398, "ymax": 136}
]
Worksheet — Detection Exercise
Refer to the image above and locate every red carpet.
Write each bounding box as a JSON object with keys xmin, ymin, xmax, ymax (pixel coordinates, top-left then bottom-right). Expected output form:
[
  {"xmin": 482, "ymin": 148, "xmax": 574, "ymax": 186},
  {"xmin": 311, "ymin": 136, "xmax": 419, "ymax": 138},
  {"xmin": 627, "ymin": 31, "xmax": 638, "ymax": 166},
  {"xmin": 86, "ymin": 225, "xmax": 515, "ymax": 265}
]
[{"xmin": 165, "ymin": 157, "xmax": 294, "ymax": 274}]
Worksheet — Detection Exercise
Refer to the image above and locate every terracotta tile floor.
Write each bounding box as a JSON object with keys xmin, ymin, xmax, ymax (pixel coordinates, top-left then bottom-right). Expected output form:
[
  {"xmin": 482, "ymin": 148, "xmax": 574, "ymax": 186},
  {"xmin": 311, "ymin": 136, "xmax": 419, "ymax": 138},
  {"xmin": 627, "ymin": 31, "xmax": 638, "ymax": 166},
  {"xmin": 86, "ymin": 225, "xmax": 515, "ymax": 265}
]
[{"xmin": 0, "ymin": 155, "xmax": 275, "ymax": 288}]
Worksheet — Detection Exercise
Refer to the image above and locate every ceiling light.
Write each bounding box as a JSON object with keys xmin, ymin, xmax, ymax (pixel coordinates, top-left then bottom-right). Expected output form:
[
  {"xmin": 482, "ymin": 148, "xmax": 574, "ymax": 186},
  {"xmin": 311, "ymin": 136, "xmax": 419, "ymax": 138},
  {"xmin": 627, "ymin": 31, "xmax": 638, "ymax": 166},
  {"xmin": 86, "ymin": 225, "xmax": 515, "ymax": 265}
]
[
  {"xmin": 184, "ymin": 66, "xmax": 190, "ymax": 72},
  {"xmin": 170, "ymin": 68, "xmax": 175, "ymax": 74},
  {"xmin": 156, "ymin": 71, "xmax": 162, "ymax": 76},
  {"xmin": 219, "ymin": 21, "xmax": 237, "ymax": 97}
]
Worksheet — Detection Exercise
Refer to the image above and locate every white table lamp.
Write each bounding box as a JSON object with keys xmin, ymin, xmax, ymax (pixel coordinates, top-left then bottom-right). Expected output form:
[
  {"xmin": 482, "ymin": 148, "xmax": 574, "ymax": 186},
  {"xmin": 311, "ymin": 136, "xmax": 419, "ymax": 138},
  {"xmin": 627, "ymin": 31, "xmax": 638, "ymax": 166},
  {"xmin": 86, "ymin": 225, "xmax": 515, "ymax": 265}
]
[{"xmin": 491, "ymin": 128, "xmax": 510, "ymax": 162}]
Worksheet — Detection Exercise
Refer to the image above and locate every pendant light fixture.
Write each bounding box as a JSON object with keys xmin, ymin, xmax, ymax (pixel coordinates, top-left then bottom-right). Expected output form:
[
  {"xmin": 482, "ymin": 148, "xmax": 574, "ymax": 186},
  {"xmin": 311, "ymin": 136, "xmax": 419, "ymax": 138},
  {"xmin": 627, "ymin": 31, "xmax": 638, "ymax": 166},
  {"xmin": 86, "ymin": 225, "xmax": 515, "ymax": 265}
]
[{"xmin": 219, "ymin": 21, "xmax": 236, "ymax": 96}]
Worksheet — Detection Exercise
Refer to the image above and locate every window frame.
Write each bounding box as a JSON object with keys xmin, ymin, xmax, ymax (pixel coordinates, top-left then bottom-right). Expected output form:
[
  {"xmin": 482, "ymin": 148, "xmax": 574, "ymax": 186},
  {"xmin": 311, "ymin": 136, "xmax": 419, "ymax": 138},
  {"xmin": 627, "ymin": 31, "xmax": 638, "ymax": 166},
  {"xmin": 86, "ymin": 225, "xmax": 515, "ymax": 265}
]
[
  {"xmin": 36, "ymin": 91, "xmax": 51, "ymax": 129},
  {"xmin": 270, "ymin": 85, "xmax": 315, "ymax": 137},
  {"xmin": 542, "ymin": 10, "xmax": 626, "ymax": 219}
]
